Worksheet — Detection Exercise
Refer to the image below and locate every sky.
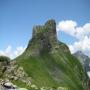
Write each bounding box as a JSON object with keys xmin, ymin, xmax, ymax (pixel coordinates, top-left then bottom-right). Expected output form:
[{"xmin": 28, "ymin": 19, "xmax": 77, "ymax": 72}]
[{"xmin": 0, "ymin": 0, "xmax": 90, "ymax": 58}]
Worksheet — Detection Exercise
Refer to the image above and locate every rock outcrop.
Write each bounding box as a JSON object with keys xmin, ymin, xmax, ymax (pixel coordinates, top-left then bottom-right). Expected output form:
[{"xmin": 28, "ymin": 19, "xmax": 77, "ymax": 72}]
[
  {"xmin": 32, "ymin": 19, "xmax": 56, "ymax": 39},
  {"xmin": 0, "ymin": 57, "xmax": 31, "ymax": 88},
  {"xmin": 0, "ymin": 79, "xmax": 28, "ymax": 90},
  {"xmin": 26, "ymin": 20, "xmax": 61, "ymax": 56},
  {"xmin": 5, "ymin": 61, "xmax": 31, "ymax": 84}
]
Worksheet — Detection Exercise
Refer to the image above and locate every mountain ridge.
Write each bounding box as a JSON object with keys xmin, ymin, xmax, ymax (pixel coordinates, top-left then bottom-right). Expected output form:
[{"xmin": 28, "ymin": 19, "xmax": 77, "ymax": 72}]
[{"xmin": 14, "ymin": 20, "xmax": 86, "ymax": 90}]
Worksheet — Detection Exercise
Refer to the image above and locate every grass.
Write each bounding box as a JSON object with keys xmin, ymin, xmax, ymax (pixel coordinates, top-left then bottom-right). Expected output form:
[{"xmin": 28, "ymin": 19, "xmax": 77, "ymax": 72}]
[
  {"xmin": 15, "ymin": 42, "xmax": 86, "ymax": 90},
  {"xmin": 11, "ymin": 79, "xmax": 40, "ymax": 90}
]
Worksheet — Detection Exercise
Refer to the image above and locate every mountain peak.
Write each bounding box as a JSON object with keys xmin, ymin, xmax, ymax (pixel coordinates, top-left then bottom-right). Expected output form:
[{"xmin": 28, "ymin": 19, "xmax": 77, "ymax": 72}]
[
  {"xmin": 75, "ymin": 51, "xmax": 83, "ymax": 55},
  {"xmin": 26, "ymin": 20, "xmax": 58, "ymax": 55},
  {"xmin": 32, "ymin": 19, "xmax": 56, "ymax": 38},
  {"xmin": 45, "ymin": 19, "xmax": 56, "ymax": 29}
]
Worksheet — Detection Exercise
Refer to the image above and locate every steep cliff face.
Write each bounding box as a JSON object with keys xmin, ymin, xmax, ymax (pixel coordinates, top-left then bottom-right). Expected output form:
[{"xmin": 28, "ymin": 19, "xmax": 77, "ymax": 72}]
[
  {"xmin": 25, "ymin": 19, "xmax": 69, "ymax": 56},
  {"xmin": 32, "ymin": 20, "xmax": 56, "ymax": 38},
  {"xmin": 15, "ymin": 20, "xmax": 86, "ymax": 90},
  {"xmin": 26, "ymin": 20, "xmax": 58, "ymax": 55}
]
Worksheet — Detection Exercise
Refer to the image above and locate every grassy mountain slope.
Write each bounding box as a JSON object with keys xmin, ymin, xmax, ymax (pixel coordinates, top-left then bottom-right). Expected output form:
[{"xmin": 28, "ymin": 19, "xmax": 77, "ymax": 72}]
[{"xmin": 14, "ymin": 20, "xmax": 86, "ymax": 90}]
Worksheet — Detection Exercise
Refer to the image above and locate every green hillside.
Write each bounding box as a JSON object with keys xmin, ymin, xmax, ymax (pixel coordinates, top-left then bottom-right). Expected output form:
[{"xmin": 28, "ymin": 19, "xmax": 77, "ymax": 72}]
[{"xmin": 14, "ymin": 20, "xmax": 86, "ymax": 90}]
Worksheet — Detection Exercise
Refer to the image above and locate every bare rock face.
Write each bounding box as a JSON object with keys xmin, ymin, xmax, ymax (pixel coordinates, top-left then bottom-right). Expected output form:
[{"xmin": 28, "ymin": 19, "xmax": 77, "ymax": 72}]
[
  {"xmin": 32, "ymin": 19, "xmax": 56, "ymax": 38},
  {"xmin": 26, "ymin": 20, "xmax": 58, "ymax": 55},
  {"xmin": 0, "ymin": 56, "xmax": 31, "ymax": 89},
  {"xmin": 0, "ymin": 60, "xmax": 31, "ymax": 87}
]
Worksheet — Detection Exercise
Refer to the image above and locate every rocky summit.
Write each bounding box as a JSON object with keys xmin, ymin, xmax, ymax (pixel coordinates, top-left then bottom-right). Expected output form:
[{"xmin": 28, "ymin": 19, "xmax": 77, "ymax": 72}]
[
  {"xmin": 26, "ymin": 20, "xmax": 59, "ymax": 55},
  {"xmin": 0, "ymin": 20, "xmax": 89, "ymax": 90}
]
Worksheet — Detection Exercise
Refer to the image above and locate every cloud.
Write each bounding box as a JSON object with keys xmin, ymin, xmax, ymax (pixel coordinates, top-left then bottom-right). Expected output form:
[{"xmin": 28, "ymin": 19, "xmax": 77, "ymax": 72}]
[
  {"xmin": 57, "ymin": 20, "xmax": 77, "ymax": 37},
  {"xmin": 57, "ymin": 20, "xmax": 90, "ymax": 40},
  {"xmin": 69, "ymin": 36, "xmax": 90, "ymax": 56},
  {"xmin": 57, "ymin": 20, "xmax": 77, "ymax": 34},
  {"xmin": 14, "ymin": 46, "xmax": 25, "ymax": 57},
  {"xmin": 0, "ymin": 46, "xmax": 13, "ymax": 58},
  {"xmin": 57, "ymin": 20, "xmax": 90, "ymax": 56},
  {"xmin": 0, "ymin": 46, "xmax": 25, "ymax": 59}
]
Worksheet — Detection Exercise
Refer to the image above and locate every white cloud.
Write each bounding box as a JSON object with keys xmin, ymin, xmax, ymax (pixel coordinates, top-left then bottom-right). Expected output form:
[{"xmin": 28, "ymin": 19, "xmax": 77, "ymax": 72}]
[
  {"xmin": 69, "ymin": 36, "xmax": 90, "ymax": 56},
  {"xmin": 57, "ymin": 20, "xmax": 90, "ymax": 40},
  {"xmin": 14, "ymin": 46, "xmax": 25, "ymax": 57},
  {"xmin": 0, "ymin": 46, "xmax": 13, "ymax": 58},
  {"xmin": 57, "ymin": 20, "xmax": 77, "ymax": 31},
  {"xmin": 0, "ymin": 46, "xmax": 25, "ymax": 59},
  {"xmin": 57, "ymin": 20, "xmax": 90, "ymax": 56},
  {"xmin": 57, "ymin": 20, "xmax": 77, "ymax": 36}
]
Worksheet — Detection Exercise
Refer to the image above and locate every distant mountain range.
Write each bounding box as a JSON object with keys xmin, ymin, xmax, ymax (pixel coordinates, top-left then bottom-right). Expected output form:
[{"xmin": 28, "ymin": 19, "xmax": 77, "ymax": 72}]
[{"xmin": 74, "ymin": 51, "xmax": 90, "ymax": 78}]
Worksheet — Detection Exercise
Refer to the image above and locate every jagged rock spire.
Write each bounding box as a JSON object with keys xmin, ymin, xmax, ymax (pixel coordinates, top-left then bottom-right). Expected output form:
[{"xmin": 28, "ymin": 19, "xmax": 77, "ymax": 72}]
[
  {"xmin": 26, "ymin": 19, "xmax": 58, "ymax": 55},
  {"xmin": 32, "ymin": 19, "xmax": 56, "ymax": 38}
]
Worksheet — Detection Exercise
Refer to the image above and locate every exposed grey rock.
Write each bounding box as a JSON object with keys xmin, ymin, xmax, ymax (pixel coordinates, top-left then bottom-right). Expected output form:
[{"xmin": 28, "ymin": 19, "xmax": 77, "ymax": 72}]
[
  {"xmin": 0, "ymin": 79, "xmax": 28, "ymax": 90},
  {"xmin": 73, "ymin": 51, "xmax": 90, "ymax": 90},
  {"xmin": 0, "ymin": 60, "xmax": 32, "ymax": 87},
  {"xmin": 26, "ymin": 19, "xmax": 58, "ymax": 56}
]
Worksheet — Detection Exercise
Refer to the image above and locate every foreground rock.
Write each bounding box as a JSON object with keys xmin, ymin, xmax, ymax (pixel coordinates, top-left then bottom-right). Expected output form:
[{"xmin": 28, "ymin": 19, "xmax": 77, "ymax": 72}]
[
  {"xmin": 0, "ymin": 56, "xmax": 31, "ymax": 89},
  {"xmin": 0, "ymin": 79, "xmax": 28, "ymax": 90}
]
